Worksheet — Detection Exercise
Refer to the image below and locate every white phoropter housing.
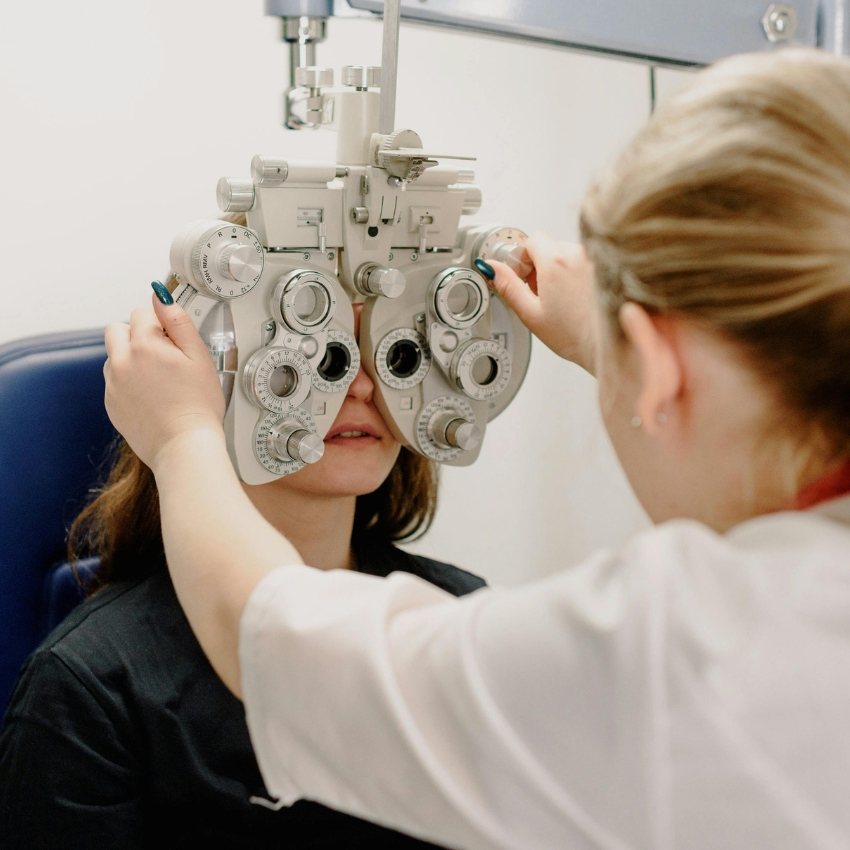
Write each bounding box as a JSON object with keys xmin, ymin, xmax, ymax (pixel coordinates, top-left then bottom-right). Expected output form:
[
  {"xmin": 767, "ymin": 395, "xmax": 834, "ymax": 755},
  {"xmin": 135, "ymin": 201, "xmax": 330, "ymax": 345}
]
[{"xmin": 167, "ymin": 1, "xmax": 532, "ymax": 484}]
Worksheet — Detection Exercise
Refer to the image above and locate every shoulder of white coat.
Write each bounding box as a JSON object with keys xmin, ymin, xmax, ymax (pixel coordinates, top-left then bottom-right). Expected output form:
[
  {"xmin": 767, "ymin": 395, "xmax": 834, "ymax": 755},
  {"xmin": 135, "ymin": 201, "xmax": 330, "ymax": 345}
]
[{"xmin": 527, "ymin": 519, "xmax": 759, "ymax": 658}]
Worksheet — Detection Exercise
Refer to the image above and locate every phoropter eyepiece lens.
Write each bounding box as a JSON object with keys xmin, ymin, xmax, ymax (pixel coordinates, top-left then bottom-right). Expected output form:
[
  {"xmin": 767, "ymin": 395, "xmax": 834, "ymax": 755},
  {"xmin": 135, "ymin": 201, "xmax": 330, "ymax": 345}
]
[
  {"xmin": 317, "ymin": 342, "xmax": 352, "ymax": 384},
  {"xmin": 471, "ymin": 354, "xmax": 499, "ymax": 387},
  {"xmin": 269, "ymin": 364, "xmax": 299, "ymax": 398},
  {"xmin": 292, "ymin": 283, "xmax": 330, "ymax": 326},
  {"xmin": 387, "ymin": 340, "xmax": 422, "ymax": 380}
]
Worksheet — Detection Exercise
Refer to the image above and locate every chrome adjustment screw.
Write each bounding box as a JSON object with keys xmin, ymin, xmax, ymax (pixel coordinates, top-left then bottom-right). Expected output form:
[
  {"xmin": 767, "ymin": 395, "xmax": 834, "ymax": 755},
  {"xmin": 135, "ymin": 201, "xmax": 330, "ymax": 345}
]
[{"xmin": 762, "ymin": 4, "xmax": 798, "ymax": 42}]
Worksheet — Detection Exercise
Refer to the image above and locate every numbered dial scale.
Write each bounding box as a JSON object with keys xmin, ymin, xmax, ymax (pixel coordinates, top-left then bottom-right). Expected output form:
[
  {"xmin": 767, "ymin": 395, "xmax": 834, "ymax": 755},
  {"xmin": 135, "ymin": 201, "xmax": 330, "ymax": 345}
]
[
  {"xmin": 416, "ymin": 396, "xmax": 479, "ymax": 462},
  {"xmin": 243, "ymin": 347, "xmax": 313, "ymax": 413},
  {"xmin": 170, "ymin": 220, "xmax": 264, "ymax": 299},
  {"xmin": 452, "ymin": 338, "xmax": 512, "ymax": 401},
  {"xmin": 254, "ymin": 405, "xmax": 320, "ymax": 476}
]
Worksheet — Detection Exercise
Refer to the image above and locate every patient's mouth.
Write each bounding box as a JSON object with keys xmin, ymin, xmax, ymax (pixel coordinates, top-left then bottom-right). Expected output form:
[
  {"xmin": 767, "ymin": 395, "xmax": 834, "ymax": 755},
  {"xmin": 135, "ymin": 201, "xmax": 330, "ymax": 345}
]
[{"xmin": 326, "ymin": 422, "xmax": 381, "ymax": 442}]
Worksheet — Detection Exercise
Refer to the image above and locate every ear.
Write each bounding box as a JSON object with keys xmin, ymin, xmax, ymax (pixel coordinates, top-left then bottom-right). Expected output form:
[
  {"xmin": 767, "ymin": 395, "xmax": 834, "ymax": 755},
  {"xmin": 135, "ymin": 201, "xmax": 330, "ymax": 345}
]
[{"xmin": 618, "ymin": 303, "xmax": 682, "ymax": 434}]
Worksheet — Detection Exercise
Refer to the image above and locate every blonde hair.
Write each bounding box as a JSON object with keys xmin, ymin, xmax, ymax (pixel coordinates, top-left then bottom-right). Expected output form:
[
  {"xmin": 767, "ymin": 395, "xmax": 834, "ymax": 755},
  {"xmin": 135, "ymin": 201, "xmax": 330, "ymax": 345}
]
[{"xmin": 581, "ymin": 48, "xmax": 850, "ymax": 460}]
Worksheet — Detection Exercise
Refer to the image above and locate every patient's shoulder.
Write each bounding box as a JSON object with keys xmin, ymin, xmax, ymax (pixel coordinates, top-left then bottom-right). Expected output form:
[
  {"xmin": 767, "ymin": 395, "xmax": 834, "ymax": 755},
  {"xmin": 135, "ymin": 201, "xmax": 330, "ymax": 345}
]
[
  {"xmin": 356, "ymin": 535, "xmax": 486, "ymax": 597},
  {"xmin": 403, "ymin": 551, "xmax": 487, "ymax": 597},
  {"xmin": 36, "ymin": 568, "xmax": 196, "ymax": 681}
]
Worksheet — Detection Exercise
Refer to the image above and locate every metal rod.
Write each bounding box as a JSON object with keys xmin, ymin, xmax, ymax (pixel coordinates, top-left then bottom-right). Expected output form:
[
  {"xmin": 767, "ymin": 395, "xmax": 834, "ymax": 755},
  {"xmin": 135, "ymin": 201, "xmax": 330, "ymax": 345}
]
[
  {"xmin": 289, "ymin": 40, "xmax": 317, "ymax": 85},
  {"xmin": 379, "ymin": 0, "xmax": 401, "ymax": 134}
]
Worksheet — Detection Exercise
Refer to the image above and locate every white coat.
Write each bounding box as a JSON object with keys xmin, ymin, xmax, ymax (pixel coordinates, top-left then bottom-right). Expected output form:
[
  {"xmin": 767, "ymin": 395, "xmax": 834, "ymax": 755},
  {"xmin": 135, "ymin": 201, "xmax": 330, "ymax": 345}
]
[{"xmin": 240, "ymin": 497, "xmax": 850, "ymax": 850}]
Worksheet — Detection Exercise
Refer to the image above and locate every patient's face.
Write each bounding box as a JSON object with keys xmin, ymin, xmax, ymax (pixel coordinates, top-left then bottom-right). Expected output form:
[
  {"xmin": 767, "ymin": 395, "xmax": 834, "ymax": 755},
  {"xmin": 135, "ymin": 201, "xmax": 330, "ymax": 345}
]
[{"xmin": 267, "ymin": 303, "xmax": 401, "ymax": 498}]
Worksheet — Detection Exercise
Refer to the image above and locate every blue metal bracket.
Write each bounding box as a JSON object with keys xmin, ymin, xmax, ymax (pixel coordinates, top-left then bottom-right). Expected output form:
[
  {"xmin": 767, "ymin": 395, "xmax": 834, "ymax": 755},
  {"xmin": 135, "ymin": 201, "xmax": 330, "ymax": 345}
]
[{"xmin": 341, "ymin": 0, "xmax": 848, "ymax": 67}]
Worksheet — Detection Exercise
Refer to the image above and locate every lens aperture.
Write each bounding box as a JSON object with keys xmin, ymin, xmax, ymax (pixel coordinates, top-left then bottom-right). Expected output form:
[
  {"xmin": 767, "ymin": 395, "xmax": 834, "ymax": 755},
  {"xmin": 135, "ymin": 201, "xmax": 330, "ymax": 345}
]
[
  {"xmin": 269, "ymin": 364, "xmax": 298, "ymax": 397},
  {"xmin": 318, "ymin": 342, "xmax": 352, "ymax": 383},
  {"xmin": 387, "ymin": 340, "xmax": 422, "ymax": 380},
  {"xmin": 445, "ymin": 281, "xmax": 482, "ymax": 323},
  {"xmin": 471, "ymin": 354, "xmax": 499, "ymax": 386}
]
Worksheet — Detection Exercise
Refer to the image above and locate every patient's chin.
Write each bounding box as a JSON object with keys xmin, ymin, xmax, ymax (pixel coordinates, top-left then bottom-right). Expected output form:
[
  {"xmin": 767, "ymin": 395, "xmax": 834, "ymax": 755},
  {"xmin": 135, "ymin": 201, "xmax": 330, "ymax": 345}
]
[{"xmin": 281, "ymin": 440, "xmax": 401, "ymax": 497}]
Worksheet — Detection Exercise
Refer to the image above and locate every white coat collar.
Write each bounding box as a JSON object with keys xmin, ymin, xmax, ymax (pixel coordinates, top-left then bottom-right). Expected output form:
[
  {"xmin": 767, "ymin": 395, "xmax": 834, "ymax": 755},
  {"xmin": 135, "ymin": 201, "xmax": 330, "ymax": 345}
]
[{"xmin": 812, "ymin": 493, "xmax": 850, "ymax": 527}]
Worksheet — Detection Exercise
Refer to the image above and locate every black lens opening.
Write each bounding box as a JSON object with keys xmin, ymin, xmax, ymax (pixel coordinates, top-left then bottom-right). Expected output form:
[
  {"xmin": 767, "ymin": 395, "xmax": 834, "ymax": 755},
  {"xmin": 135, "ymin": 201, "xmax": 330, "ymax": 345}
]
[
  {"xmin": 471, "ymin": 355, "xmax": 499, "ymax": 386},
  {"xmin": 386, "ymin": 340, "xmax": 422, "ymax": 380},
  {"xmin": 317, "ymin": 342, "xmax": 352, "ymax": 383}
]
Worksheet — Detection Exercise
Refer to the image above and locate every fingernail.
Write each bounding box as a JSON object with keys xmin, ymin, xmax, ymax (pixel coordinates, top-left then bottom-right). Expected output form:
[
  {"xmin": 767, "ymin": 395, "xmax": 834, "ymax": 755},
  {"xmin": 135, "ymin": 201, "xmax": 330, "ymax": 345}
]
[
  {"xmin": 151, "ymin": 280, "xmax": 174, "ymax": 305},
  {"xmin": 474, "ymin": 258, "xmax": 496, "ymax": 281}
]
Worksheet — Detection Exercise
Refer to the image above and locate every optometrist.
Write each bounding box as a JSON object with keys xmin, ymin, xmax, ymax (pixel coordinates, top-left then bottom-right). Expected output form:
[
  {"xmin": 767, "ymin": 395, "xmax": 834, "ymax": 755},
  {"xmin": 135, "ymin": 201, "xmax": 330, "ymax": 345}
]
[{"xmin": 103, "ymin": 51, "xmax": 850, "ymax": 850}]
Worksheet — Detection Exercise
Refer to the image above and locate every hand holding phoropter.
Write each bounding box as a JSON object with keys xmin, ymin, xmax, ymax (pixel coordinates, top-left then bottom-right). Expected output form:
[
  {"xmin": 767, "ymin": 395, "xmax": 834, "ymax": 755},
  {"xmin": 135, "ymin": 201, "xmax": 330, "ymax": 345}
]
[
  {"xmin": 103, "ymin": 290, "xmax": 227, "ymax": 471},
  {"xmin": 486, "ymin": 233, "xmax": 597, "ymax": 374}
]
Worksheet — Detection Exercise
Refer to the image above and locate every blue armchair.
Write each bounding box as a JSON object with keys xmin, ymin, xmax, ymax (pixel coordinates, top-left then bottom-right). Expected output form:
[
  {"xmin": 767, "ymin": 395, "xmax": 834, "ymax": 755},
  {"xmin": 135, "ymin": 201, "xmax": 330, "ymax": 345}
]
[{"xmin": 0, "ymin": 330, "xmax": 115, "ymax": 718}]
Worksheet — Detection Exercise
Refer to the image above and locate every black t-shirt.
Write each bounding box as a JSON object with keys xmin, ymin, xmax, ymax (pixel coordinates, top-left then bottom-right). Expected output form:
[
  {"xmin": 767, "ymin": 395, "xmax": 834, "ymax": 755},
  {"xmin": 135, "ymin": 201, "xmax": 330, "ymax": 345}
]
[{"xmin": 0, "ymin": 537, "xmax": 485, "ymax": 849}]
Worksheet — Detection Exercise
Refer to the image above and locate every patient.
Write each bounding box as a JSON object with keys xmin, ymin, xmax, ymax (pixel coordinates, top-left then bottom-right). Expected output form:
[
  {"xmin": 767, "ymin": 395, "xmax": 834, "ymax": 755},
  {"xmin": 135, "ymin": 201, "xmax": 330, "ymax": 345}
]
[{"xmin": 0, "ymin": 251, "xmax": 484, "ymax": 848}]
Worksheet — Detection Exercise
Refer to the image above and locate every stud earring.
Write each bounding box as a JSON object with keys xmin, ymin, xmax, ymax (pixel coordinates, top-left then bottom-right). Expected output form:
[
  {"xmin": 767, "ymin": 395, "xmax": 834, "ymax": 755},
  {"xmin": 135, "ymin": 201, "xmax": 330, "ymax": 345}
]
[
  {"xmin": 631, "ymin": 416, "xmax": 642, "ymax": 428},
  {"xmin": 656, "ymin": 412, "xmax": 668, "ymax": 425}
]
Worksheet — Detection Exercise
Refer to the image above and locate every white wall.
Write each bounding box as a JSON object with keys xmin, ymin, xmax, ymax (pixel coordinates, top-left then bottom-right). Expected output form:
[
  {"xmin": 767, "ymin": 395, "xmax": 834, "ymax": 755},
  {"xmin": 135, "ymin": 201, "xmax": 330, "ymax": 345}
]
[{"xmin": 0, "ymin": 0, "xmax": 653, "ymax": 585}]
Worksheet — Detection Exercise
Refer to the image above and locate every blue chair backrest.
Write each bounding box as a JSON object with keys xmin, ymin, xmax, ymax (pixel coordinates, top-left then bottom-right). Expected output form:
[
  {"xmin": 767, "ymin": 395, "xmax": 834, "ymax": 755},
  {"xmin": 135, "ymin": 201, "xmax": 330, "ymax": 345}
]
[{"xmin": 0, "ymin": 330, "xmax": 116, "ymax": 719}]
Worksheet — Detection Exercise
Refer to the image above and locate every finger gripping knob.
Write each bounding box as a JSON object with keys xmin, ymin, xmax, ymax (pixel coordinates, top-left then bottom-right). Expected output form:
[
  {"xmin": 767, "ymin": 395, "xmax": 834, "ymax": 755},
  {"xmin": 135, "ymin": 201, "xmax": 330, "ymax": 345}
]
[{"xmin": 495, "ymin": 243, "xmax": 533, "ymax": 280}]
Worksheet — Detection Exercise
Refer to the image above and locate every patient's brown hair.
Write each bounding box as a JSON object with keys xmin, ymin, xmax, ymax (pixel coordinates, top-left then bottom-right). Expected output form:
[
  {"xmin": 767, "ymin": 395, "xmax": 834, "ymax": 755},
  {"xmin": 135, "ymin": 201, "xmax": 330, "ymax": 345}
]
[{"xmin": 70, "ymin": 439, "xmax": 438, "ymax": 592}]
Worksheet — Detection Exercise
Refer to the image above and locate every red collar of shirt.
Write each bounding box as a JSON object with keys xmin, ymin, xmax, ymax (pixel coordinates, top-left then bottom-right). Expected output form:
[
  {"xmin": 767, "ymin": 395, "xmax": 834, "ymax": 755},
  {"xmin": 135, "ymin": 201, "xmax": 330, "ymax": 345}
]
[{"xmin": 793, "ymin": 461, "xmax": 850, "ymax": 510}]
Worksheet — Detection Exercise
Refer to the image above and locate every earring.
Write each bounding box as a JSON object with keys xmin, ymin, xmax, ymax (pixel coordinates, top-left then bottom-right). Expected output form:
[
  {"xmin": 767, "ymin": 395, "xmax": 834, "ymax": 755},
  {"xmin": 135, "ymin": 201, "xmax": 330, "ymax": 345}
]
[
  {"xmin": 656, "ymin": 412, "xmax": 668, "ymax": 425},
  {"xmin": 631, "ymin": 416, "xmax": 642, "ymax": 428}
]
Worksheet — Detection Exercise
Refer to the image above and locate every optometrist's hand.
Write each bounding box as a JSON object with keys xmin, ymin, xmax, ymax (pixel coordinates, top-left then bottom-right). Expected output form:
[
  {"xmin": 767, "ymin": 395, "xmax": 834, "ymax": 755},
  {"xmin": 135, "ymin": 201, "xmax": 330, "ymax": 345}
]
[
  {"xmin": 104, "ymin": 296, "xmax": 226, "ymax": 470},
  {"xmin": 488, "ymin": 233, "xmax": 597, "ymax": 374}
]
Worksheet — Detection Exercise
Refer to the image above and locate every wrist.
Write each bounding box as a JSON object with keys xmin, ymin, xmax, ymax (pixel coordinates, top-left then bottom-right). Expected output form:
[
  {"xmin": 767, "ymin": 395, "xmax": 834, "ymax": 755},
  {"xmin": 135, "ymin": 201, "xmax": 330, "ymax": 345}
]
[{"xmin": 150, "ymin": 418, "xmax": 229, "ymax": 480}]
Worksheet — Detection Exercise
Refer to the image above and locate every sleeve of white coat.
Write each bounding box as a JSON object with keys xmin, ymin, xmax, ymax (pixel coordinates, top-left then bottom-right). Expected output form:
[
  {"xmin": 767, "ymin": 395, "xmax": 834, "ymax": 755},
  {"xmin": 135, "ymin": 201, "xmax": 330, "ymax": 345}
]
[{"xmin": 238, "ymin": 526, "xmax": 720, "ymax": 850}]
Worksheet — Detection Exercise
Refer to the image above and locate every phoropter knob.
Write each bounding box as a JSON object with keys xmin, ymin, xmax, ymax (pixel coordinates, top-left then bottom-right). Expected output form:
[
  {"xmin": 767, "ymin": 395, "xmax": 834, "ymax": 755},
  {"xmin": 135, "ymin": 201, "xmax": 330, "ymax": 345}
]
[
  {"xmin": 295, "ymin": 66, "xmax": 334, "ymax": 89},
  {"xmin": 493, "ymin": 242, "xmax": 533, "ymax": 280},
  {"xmin": 269, "ymin": 421, "xmax": 325, "ymax": 465},
  {"xmin": 342, "ymin": 66, "xmax": 381, "ymax": 89},
  {"xmin": 218, "ymin": 244, "xmax": 263, "ymax": 283},
  {"xmin": 216, "ymin": 177, "xmax": 255, "ymax": 213},
  {"xmin": 474, "ymin": 227, "xmax": 533, "ymax": 280},
  {"xmin": 355, "ymin": 263, "xmax": 406, "ymax": 299},
  {"xmin": 429, "ymin": 411, "xmax": 481, "ymax": 452}
]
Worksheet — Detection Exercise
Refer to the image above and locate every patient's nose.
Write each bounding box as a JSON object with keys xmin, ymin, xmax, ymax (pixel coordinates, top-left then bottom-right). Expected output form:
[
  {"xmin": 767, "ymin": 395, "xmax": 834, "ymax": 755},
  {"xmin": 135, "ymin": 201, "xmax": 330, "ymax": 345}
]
[{"xmin": 347, "ymin": 363, "xmax": 374, "ymax": 404}]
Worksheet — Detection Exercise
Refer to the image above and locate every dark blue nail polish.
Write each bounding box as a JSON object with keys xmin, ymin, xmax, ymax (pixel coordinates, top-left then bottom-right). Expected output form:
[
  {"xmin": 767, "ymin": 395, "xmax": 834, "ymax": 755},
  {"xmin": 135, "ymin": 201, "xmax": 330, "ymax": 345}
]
[
  {"xmin": 474, "ymin": 258, "xmax": 496, "ymax": 281},
  {"xmin": 151, "ymin": 280, "xmax": 174, "ymax": 305}
]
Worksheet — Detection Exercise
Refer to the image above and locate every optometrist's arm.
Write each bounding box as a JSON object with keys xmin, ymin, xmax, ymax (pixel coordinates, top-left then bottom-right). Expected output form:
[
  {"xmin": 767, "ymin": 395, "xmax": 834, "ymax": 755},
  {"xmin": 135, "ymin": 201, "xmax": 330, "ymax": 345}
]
[
  {"xmin": 104, "ymin": 300, "xmax": 303, "ymax": 697},
  {"xmin": 102, "ymin": 233, "xmax": 597, "ymax": 698}
]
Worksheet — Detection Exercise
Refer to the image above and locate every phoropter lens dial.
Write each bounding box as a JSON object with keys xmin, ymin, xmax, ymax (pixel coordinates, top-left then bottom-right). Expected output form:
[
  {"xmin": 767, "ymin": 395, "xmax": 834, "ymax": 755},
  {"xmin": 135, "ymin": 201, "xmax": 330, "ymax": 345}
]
[
  {"xmin": 254, "ymin": 406, "xmax": 321, "ymax": 477},
  {"xmin": 243, "ymin": 347, "xmax": 312, "ymax": 413},
  {"xmin": 268, "ymin": 420, "xmax": 325, "ymax": 465},
  {"xmin": 473, "ymin": 227, "xmax": 533, "ymax": 280},
  {"xmin": 375, "ymin": 328, "xmax": 432, "ymax": 390},
  {"xmin": 273, "ymin": 270, "xmax": 336, "ymax": 335},
  {"xmin": 312, "ymin": 330, "xmax": 361, "ymax": 394},
  {"xmin": 170, "ymin": 220, "xmax": 264, "ymax": 300},
  {"xmin": 451, "ymin": 339, "xmax": 512, "ymax": 401},
  {"xmin": 431, "ymin": 268, "xmax": 489, "ymax": 330},
  {"xmin": 415, "ymin": 396, "xmax": 480, "ymax": 461}
]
